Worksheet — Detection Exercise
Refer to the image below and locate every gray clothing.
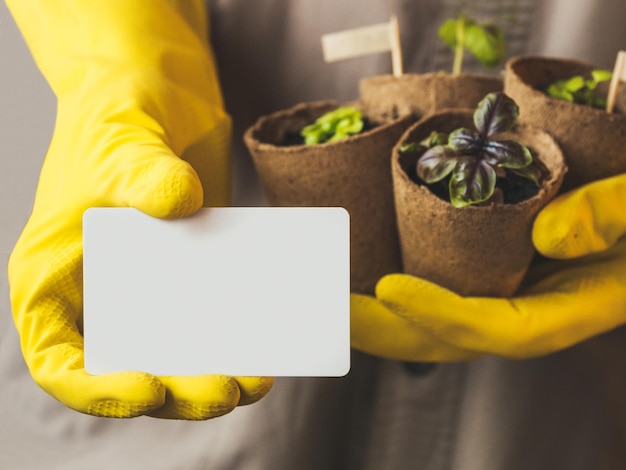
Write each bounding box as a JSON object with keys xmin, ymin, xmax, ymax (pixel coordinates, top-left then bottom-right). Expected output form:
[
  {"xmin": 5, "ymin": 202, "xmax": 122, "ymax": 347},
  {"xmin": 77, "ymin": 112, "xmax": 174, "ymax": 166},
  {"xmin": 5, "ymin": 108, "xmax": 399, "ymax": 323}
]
[{"xmin": 2, "ymin": 0, "xmax": 626, "ymax": 468}]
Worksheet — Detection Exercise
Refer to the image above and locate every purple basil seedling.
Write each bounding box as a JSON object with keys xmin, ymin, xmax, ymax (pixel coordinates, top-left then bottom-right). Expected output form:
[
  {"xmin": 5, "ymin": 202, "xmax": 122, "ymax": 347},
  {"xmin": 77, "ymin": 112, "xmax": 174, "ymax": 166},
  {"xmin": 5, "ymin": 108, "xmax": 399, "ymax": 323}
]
[{"xmin": 401, "ymin": 92, "xmax": 546, "ymax": 208}]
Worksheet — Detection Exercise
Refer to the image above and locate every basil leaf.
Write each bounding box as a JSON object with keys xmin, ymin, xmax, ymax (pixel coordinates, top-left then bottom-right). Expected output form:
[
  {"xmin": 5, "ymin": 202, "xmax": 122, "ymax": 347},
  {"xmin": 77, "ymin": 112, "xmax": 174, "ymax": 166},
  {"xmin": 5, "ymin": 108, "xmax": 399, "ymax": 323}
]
[
  {"xmin": 546, "ymin": 83, "xmax": 574, "ymax": 102},
  {"xmin": 438, "ymin": 18, "xmax": 460, "ymax": 49},
  {"xmin": 329, "ymin": 116, "xmax": 364, "ymax": 142},
  {"xmin": 512, "ymin": 159, "xmax": 548, "ymax": 186},
  {"xmin": 481, "ymin": 140, "xmax": 532, "ymax": 168},
  {"xmin": 400, "ymin": 142, "xmax": 427, "ymax": 154},
  {"xmin": 563, "ymin": 76, "xmax": 585, "ymax": 92},
  {"xmin": 423, "ymin": 131, "xmax": 449, "ymax": 147},
  {"xmin": 449, "ymin": 158, "xmax": 497, "ymax": 208},
  {"xmin": 301, "ymin": 106, "xmax": 363, "ymax": 145},
  {"xmin": 545, "ymin": 70, "xmax": 613, "ymax": 109},
  {"xmin": 417, "ymin": 146, "xmax": 459, "ymax": 183},
  {"xmin": 474, "ymin": 92, "xmax": 519, "ymax": 137},
  {"xmin": 464, "ymin": 22, "xmax": 506, "ymax": 68},
  {"xmin": 448, "ymin": 128, "xmax": 483, "ymax": 153},
  {"xmin": 591, "ymin": 69, "xmax": 612, "ymax": 83}
]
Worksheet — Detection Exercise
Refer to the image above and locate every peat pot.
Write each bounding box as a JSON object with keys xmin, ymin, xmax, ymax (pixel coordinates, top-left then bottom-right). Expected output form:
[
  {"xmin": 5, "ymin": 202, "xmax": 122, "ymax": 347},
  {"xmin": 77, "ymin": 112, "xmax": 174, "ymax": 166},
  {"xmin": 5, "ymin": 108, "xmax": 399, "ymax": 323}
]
[
  {"xmin": 359, "ymin": 73, "xmax": 503, "ymax": 123},
  {"xmin": 504, "ymin": 55, "xmax": 626, "ymax": 191},
  {"xmin": 392, "ymin": 109, "xmax": 567, "ymax": 297}
]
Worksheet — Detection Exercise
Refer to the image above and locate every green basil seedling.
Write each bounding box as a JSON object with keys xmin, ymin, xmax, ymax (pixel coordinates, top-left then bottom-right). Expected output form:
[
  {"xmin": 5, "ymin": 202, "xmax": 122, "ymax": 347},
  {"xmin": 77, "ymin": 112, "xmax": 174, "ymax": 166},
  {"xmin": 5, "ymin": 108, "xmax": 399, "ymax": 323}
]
[
  {"xmin": 301, "ymin": 106, "xmax": 364, "ymax": 145},
  {"xmin": 545, "ymin": 69, "xmax": 612, "ymax": 109},
  {"xmin": 438, "ymin": 13, "xmax": 506, "ymax": 75}
]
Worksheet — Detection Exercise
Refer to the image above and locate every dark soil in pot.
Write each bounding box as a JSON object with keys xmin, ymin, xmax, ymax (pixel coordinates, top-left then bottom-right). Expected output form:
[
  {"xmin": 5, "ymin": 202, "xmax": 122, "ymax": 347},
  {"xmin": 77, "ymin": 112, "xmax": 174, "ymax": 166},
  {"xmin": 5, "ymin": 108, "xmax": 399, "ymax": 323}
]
[
  {"xmin": 504, "ymin": 55, "xmax": 626, "ymax": 192},
  {"xmin": 392, "ymin": 110, "xmax": 567, "ymax": 297},
  {"xmin": 244, "ymin": 100, "xmax": 415, "ymax": 294}
]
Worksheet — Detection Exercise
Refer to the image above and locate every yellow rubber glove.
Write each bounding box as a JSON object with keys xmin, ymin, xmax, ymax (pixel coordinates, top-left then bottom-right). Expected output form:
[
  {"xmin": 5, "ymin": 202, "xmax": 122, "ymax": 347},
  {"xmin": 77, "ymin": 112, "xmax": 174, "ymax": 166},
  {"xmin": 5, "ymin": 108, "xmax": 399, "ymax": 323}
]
[
  {"xmin": 7, "ymin": 0, "xmax": 272, "ymax": 419},
  {"xmin": 350, "ymin": 294, "xmax": 483, "ymax": 362},
  {"xmin": 351, "ymin": 174, "xmax": 626, "ymax": 360}
]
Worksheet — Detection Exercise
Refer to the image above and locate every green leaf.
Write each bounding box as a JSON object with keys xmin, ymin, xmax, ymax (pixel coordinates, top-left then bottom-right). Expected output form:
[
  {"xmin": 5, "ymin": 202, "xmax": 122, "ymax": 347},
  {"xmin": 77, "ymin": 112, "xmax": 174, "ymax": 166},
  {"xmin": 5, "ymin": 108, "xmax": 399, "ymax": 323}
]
[
  {"xmin": 481, "ymin": 140, "xmax": 533, "ymax": 168},
  {"xmin": 545, "ymin": 70, "xmax": 613, "ymax": 109},
  {"xmin": 563, "ymin": 76, "xmax": 585, "ymax": 92},
  {"xmin": 546, "ymin": 83, "xmax": 574, "ymax": 102},
  {"xmin": 512, "ymin": 158, "xmax": 549, "ymax": 186},
  {"xmin": 328, "ymin": 116, "xmax": 364, "ymax": 142},
  {"xmin": 438, "ymin": 17, "xmax": 505, "ymax": 71},
  {"xmin": 438, "ymin": 18, "xmax": 459, "ymax": 49},
  {"xmin": 400, "ymin": 142, "xmax": 427, "ymax": 154},
  {"xmin": 423, "ymin": 131, "xmax": 449, "ymax": 147},
  {"xmin": 591, "ymin": 69, "xmax": 613, "ymax": 83},
  {"xmin": 449, "ymin": 158, "xmax": 497, "ymax": 207},
  {"xmin": 464, "ymin": 22, "xmax": 506, "ymax": 68},
  {"xmin": 512, "ymin": 166, "xmax": 540, "ymax": 186},
  {"xmin": 301, "ymin": 106, "xmax": 364, "ymax": 145},
  {"xmin": 474, "ymin": 92, "xmax": 519, "ymax": 137},
  {"xmin": 301, "ymin": 124, "xmax": 325, "ymax": 145},
  {"xmin": 416, "ymin": 146, "xmax": 459, "ymax": 183}
]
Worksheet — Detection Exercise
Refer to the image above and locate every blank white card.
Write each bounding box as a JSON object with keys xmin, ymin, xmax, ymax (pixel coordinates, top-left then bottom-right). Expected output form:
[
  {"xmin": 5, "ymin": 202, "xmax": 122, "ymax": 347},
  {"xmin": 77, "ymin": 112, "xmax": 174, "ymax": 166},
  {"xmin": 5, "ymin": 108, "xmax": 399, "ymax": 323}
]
[{"xmin": 83, "ymin": 207, "xmax": 350, "ymax": 377}]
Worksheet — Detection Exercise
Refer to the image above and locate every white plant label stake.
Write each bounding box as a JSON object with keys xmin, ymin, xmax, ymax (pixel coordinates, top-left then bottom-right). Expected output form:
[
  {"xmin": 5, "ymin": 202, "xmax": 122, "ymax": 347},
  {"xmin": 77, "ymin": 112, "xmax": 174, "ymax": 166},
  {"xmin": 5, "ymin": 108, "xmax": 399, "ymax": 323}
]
[
  {"xmin": 606, "ymin": 50, "xmax": 626, "ymax": 113},
  {"xmin": 321, "ymin": 15, "xmax": 403, "ymax": 77}
]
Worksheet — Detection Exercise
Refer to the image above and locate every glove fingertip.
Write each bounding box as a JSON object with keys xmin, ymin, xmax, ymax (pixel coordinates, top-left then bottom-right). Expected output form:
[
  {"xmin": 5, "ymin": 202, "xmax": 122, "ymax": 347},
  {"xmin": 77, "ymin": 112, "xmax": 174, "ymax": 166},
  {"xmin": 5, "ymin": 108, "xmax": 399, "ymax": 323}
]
[
  {"xmin": 532, "ymin": 204, "xmax": 571, "ymax": 258},
  {"xmin": 81, "ymin": 371, "xmax": 166, "ymax": 418},
  {"xmin": 130, "ymin": 156, "xmax": 204, "ymax": 220},
  {"xmin": 148, "ymin": 375, "xmax": 241, "ymax": 420},
  {"xmin": 532, "ymin": 209, "xmax": 603, "ymax": 259},
  {"xmin": 235, "ymin": 376, "xmax": 274, "ymax": 406}
]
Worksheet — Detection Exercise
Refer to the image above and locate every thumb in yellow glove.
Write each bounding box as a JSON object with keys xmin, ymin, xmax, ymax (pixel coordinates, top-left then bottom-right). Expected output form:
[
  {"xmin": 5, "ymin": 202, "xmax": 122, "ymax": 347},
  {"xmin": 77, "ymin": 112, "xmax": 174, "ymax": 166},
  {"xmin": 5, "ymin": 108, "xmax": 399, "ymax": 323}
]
[
  {"xmin": 351, "ymin": 173, "xmax": 626, "ymax": 361},
  {"xmin": 7, "ymin": 0, "xmax": 272, "ymax": 419}
]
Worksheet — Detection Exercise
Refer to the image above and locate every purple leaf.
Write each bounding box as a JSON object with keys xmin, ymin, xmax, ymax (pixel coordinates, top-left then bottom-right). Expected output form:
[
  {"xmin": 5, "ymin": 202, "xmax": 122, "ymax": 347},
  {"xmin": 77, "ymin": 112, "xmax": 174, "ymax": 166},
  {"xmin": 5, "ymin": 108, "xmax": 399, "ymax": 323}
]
[
  {"xmin": 449, "ymin": 158, "xmax": 497, "ymax": 207},
  {"xmin": 481, "ymin": 140, "xmax": 533, "ymax": 168},
  {"xmin": 448, "ymin": 128, "xmax": 483, "ymax": 153},
  {"xmin": 473, "ymin": 92, "xmax": 519, "ymax": 137},
  {"xmin": 416, "ymin": 146, "xmax": 459, "ymax": 183}
]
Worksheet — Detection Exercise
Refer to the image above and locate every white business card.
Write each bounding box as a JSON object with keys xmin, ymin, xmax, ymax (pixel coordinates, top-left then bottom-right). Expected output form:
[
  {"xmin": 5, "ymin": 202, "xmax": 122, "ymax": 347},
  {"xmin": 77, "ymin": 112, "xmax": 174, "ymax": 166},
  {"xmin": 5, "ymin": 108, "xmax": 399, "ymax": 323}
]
[{"xmin": 83, "ymin": 207, "xmax": 350, "ymax": 377}]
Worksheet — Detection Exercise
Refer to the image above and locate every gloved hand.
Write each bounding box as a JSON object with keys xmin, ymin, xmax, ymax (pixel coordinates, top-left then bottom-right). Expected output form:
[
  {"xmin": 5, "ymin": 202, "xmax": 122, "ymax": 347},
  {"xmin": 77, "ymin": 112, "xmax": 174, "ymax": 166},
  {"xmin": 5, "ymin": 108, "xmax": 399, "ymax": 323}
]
[
  {"xmin": 350, "ymin": 294, "xmax": 484, "ymax": 362},
  {"xmin": 7, "ymin": 0, "xmax": 272, "ymax": 419},
  {"xmin": 351, "ymin": 174, "xmax": 626, "ymax": 361}
]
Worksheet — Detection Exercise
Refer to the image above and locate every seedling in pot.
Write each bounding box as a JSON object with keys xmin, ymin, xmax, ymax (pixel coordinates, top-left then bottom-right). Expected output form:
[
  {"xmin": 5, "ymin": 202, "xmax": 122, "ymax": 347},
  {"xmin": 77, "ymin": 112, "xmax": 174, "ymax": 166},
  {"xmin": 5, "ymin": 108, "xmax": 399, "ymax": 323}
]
[
  {"xmin": 300, "ymin": 106, "xmax": 364, "ymax": 144},
  {"xmin": 544, "ymin": 69, "xmax": 613, "ymax": 109},
  {"xmin": 438, "ymin": 13, "xmax": 506, "ymax": 75},
  {"xmin": 400, "ymin": 92, "xmax": 547, "ymax": 208}
]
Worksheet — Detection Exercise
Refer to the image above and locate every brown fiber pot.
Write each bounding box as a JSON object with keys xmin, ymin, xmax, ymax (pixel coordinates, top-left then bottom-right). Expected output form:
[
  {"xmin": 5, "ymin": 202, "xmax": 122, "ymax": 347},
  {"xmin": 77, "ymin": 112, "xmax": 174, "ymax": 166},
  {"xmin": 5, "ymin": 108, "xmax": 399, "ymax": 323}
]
[
  {"xmin": 392, "ymin": 110, "xmax": 567, "ymax": 297},
  {"xmin": 359, "ymin": 73, "xmax": 503, "ymax": 122},
  {"xmin": 244, "ymin": 100, "xmax": 414, "ymax": 294},
  {"xmin": 504, "ymin": 55, "xmax": 626, "ymax": 191}
]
